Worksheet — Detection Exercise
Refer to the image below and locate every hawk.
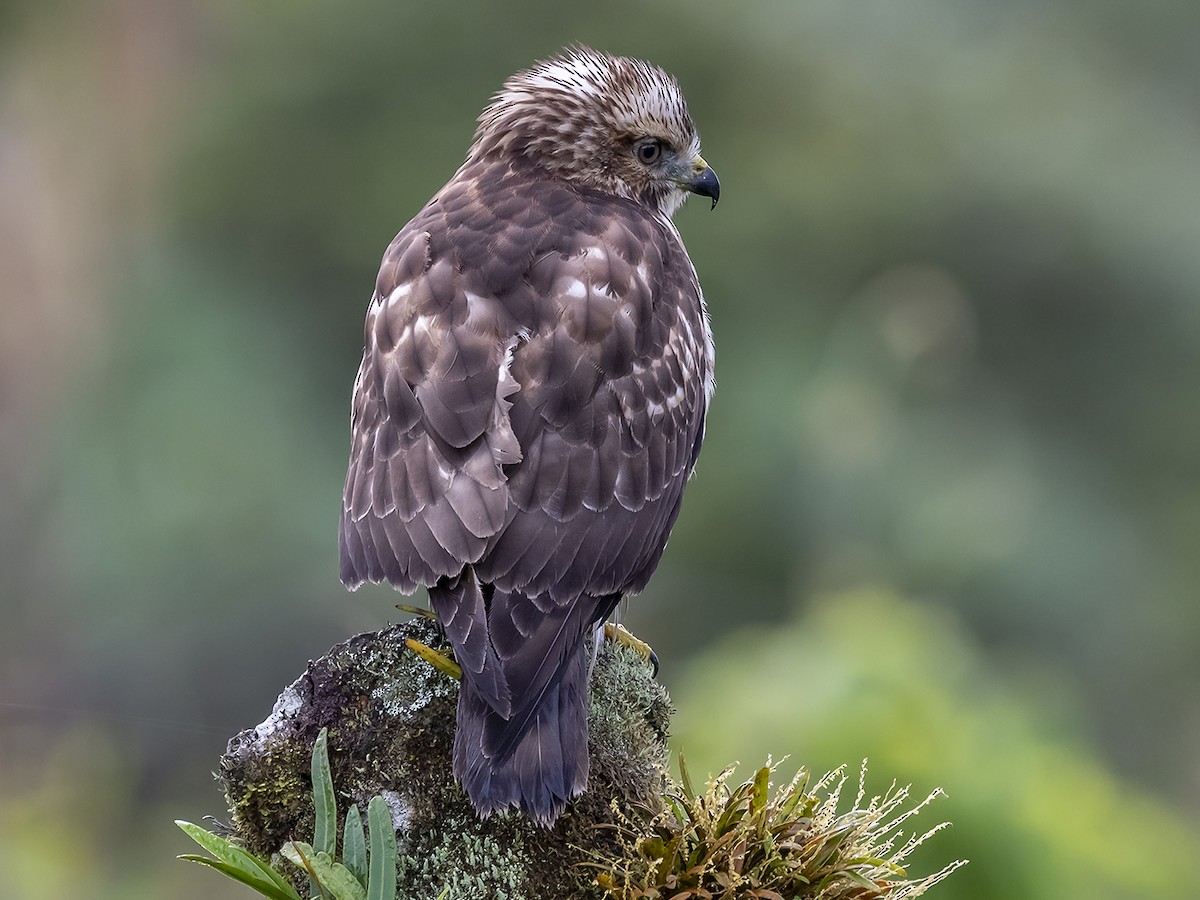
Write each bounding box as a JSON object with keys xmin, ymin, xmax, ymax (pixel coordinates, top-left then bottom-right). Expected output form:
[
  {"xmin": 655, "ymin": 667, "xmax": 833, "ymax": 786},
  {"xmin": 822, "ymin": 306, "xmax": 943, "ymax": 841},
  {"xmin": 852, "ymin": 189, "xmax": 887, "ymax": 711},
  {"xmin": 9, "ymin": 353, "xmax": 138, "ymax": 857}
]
[{"xmin": 340, "ymin": 47, "xmax": 719, "ymax": 827}]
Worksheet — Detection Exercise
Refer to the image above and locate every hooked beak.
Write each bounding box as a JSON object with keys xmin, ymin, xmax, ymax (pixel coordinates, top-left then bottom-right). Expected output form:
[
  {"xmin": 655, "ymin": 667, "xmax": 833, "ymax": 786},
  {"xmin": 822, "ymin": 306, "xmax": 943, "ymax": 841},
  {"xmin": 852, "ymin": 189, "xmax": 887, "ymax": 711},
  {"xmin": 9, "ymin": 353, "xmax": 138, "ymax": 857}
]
[{"xmin": 685, "ymin": 155, "xmax": 720, "ymax": 210}]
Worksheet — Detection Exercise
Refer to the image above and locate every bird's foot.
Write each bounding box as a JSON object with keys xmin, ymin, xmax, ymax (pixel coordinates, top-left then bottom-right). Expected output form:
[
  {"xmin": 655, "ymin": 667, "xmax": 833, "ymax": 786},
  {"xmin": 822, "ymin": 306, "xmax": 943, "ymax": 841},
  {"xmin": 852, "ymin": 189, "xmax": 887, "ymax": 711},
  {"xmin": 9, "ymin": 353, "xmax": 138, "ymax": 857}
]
[
  {"xmin": 404, "ymin": 638, "xmax": 462, "ymax": 681},
  {"xmin": 604, "ymin": 623, "xmax": 660, "ymax": 676},
  {"xmin": 395, "ymin": 603, "xmax": 438, "ymax": 620}
]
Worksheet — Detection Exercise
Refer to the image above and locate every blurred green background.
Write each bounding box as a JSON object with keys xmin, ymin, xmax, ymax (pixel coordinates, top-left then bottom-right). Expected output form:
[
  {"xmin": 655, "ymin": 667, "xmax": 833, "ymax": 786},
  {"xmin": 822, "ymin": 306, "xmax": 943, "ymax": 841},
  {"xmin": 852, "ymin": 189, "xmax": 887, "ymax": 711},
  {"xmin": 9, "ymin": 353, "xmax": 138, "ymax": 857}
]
[{"xmin": 3, "ymin": 1, "xmax": 1199, "ymax": 897}]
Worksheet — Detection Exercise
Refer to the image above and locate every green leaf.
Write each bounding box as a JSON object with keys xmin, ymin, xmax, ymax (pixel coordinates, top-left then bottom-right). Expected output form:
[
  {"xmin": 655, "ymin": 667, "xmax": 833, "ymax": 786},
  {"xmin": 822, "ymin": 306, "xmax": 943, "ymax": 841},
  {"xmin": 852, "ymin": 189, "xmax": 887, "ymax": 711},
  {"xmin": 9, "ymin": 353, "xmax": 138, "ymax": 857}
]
[
  {"xmin": 180, "ymin": 855, "xmax": 302, "ymax": 900},
  {"xmin": 318, "ymin": 862, "xmax": 370, "ymax": 900},
  {"xmin": 750, "ymin": 766, "xmax": 771, "ymax": 819},
  {"xmin": 833, "ymin": 869, "xmax": 881, "ymax": 890},
  {"xmin": 366, "ymin": 795, "xmax": 398, "ymax": 900},
  {"xmin": 776, "ymin": 773, "xmax": 808, "ymax": 819},
  {"xmin": 312, "ymin": 728, "xmax": 338, "ymax": 858},
  {"xmin": 281, "ymin": 843, "xmax": 367, "ymax": 900},
  {"xmin": 176, "ymin": 820, "xmax": 303, "ymax": 900},
  {"xmin": 714, "ymin": 791, "xmax": 749, "ymax": 836},
  {"xmin": 280, "ymin": 842, "xmax": 326, "ymax": 900},
  {"xmin": 678, "ymin": 751, "xmax": 695, "ymax": 799},
  {"xmin": 343, "ymin": 803, "xmax": 368, "ymax": 890}
]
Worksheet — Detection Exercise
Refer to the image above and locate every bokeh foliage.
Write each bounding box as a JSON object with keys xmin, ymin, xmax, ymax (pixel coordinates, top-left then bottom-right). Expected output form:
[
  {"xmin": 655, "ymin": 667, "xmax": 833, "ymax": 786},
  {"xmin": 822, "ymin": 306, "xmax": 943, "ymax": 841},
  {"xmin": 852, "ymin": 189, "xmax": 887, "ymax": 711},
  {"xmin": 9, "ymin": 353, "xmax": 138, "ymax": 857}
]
[
  {"xmin": 2, "ymin": 0, "xmax": 1199, "ymax": 897},
  {"xmin": 674, "ymin": 592, "xmax": 1200, "ymax": 900}
]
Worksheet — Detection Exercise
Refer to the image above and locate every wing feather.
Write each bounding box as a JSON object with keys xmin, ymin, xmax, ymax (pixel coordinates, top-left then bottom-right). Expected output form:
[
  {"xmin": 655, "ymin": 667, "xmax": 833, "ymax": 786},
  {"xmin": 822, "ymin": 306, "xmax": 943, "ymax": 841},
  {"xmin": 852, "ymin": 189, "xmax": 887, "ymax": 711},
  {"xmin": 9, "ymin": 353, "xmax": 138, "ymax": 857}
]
[{"xmin": 341, "ymin": 163, "xmax": 710, "ymax": 611}]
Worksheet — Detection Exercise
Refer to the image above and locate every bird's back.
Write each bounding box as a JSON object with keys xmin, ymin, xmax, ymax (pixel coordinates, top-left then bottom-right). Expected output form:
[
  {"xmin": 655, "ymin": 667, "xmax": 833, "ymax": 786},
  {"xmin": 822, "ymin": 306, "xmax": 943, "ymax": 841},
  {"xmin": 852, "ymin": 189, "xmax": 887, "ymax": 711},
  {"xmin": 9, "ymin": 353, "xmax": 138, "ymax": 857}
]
[{"xmin": 342, "ymin": 156, "xmax": 710, "ymax": 602}]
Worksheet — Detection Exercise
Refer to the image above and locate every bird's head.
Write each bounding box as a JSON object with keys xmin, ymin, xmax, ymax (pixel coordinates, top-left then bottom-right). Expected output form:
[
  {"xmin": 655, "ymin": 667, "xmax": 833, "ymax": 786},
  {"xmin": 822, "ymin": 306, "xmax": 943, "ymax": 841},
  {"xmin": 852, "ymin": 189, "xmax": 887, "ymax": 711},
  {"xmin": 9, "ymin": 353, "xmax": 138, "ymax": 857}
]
[{"xmin": 471, "ymin": 46, "xmax": 719, "ymax": 218}]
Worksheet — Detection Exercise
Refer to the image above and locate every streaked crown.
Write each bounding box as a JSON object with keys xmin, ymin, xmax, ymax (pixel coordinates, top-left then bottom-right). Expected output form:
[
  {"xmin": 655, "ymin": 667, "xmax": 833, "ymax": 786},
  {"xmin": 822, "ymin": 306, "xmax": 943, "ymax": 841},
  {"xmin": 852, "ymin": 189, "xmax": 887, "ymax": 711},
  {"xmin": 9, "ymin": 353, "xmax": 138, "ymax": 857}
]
[{"xmin": 470, "ymin": 47, "xmax": 704, "ymax": 216}]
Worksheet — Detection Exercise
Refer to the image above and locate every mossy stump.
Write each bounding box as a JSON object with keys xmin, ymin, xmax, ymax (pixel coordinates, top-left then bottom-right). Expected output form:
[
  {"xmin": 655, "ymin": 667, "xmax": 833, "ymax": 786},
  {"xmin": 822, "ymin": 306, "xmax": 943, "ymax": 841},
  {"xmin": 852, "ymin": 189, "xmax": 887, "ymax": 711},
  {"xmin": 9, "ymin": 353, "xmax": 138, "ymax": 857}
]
[{"xmin": 219, "ymin": 617, "xmax": 672, "ymax": 899}]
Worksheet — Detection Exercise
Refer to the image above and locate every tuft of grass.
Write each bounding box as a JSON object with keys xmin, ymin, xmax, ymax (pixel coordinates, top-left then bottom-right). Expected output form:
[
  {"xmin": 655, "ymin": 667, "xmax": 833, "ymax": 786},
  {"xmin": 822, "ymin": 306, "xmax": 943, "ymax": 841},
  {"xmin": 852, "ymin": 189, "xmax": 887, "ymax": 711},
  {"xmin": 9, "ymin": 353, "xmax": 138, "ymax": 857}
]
[{"xmin": 587, "ymin": 757, "xmax": 965, "ymax": 899}]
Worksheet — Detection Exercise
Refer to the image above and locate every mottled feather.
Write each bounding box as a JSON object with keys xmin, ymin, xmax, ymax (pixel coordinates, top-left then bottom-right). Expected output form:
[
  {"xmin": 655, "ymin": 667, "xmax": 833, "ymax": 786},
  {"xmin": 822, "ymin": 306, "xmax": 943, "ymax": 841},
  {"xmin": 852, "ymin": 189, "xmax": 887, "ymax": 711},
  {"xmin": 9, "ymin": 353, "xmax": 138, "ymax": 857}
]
[{"xmin": 340, "ymin": 46, "xmax": 717, "ymax": 826}]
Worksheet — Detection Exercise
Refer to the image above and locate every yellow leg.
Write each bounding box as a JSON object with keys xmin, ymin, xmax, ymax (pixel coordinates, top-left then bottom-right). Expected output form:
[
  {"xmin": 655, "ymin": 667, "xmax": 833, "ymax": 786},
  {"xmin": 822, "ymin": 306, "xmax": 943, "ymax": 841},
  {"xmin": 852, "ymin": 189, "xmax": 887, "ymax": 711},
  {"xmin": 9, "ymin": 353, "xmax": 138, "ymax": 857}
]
[
  {"xmin": 404, "ymin": 638, "xmax": 462, "ymax": 681},
  {"xmin": 604, "ymin": 623, "xmax": 660, "ymax": 675},
  {"xmin": 395, "ymin": 603, "xmax": 438, "ymax": 620}
]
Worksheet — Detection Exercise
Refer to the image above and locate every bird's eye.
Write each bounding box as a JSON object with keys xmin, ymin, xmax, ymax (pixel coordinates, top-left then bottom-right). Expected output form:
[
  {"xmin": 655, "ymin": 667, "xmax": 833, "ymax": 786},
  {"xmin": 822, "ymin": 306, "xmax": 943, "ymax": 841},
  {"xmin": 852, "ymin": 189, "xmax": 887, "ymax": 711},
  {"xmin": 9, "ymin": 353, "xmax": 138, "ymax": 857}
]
[{"xmin": 635, "ymin": 140, "xmax": 663, "ymax": 165}]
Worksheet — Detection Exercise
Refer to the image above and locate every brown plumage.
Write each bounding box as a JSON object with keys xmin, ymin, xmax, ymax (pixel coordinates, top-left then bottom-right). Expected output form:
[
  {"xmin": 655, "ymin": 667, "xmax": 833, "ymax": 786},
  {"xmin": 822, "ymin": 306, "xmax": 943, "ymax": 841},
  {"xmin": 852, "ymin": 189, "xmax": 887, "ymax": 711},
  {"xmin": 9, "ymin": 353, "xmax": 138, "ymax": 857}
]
[{"xmin": 340, "ymin": 47, "xmax": 719, "ymax": 826}]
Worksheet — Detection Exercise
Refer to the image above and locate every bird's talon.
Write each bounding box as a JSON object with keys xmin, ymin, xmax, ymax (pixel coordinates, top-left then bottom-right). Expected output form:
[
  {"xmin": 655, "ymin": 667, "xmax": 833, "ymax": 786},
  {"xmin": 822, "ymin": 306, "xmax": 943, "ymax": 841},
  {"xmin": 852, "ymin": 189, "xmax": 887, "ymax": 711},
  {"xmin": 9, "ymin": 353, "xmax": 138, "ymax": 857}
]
[
  {"xmin": 395, "ymin": 603, "xmax": 438, "ymax": 620},
  {"xmin": 604, "ymin": 623, "xmax": 660, "ymax": 676},
  {"xmin": 404, "ymin": 638, "xmax": 463, "ymax": 681}
]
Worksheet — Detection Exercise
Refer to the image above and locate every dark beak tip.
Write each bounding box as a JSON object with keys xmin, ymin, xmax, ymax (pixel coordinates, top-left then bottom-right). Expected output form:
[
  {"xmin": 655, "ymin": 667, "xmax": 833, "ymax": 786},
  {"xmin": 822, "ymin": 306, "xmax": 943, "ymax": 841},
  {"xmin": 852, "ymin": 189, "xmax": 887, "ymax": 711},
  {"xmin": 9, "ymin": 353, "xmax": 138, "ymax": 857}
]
[{"xmin": 689, "ymin": 167, "xmax": 720, "ymax": 210}]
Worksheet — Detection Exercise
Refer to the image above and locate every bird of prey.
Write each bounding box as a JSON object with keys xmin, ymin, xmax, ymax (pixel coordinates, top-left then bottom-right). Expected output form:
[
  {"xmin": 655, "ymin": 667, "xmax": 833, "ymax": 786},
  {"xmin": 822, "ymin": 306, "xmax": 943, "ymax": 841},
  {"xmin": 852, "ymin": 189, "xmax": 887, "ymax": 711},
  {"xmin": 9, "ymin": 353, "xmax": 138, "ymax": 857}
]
[{"xmin": 339, "ymin": 46, "xmax": 719, "ymax": 827}]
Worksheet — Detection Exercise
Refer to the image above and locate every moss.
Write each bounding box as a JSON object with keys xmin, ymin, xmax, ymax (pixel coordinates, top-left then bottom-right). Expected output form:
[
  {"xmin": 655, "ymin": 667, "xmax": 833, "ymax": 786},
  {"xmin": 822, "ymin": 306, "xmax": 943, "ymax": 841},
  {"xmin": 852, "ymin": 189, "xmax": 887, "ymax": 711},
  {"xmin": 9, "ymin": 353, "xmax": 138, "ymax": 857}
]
[
  {"xmin": 211, "ymin": 621, "xmax": 962, "ymax": 899},
  {"xmin": 218, "ymin": 618, "xmax": 669, "ymax": 899},
  {"xmin": 397, "ymin": 811, "xmax": 531, "ymax": 899}
]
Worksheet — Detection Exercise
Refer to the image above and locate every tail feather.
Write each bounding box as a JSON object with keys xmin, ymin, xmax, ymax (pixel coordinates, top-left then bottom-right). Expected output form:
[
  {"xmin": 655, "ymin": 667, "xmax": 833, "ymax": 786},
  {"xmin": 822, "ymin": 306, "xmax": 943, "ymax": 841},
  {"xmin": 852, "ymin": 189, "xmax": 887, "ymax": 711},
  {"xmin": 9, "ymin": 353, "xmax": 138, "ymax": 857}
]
[
  {"xmin": 428, "ymin": 576, "xmax": 616, "ymax": 827},
  {"xmin": 455, "ymin": 645, "xmax": 589, "ymax": 826},
  {"xmin": 429, "ymin": 571, "xmax": 511, "ymax": 717}
]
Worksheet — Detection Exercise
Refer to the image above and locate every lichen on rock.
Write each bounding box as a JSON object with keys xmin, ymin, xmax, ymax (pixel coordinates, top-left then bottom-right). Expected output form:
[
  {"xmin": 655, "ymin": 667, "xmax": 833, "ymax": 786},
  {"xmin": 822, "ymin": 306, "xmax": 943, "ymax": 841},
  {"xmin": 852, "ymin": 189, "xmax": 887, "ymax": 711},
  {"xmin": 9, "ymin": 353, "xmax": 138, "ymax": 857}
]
[{"xmin": 218, "ymin": 616, "xmax": 671, "ymax": 899}]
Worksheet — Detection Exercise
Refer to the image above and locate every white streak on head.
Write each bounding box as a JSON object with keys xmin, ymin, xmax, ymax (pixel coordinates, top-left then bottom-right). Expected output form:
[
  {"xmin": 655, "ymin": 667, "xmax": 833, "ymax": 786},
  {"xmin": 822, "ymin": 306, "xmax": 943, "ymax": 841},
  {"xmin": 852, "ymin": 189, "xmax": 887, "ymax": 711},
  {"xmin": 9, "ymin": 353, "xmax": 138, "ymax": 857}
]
[
  {"xmin": 469, "ymin": 46, "xmax": 703, "ymax": 217},
  {"xmin": 523, "ymin": 58, "xmax": 605, "ymax": 99}
]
